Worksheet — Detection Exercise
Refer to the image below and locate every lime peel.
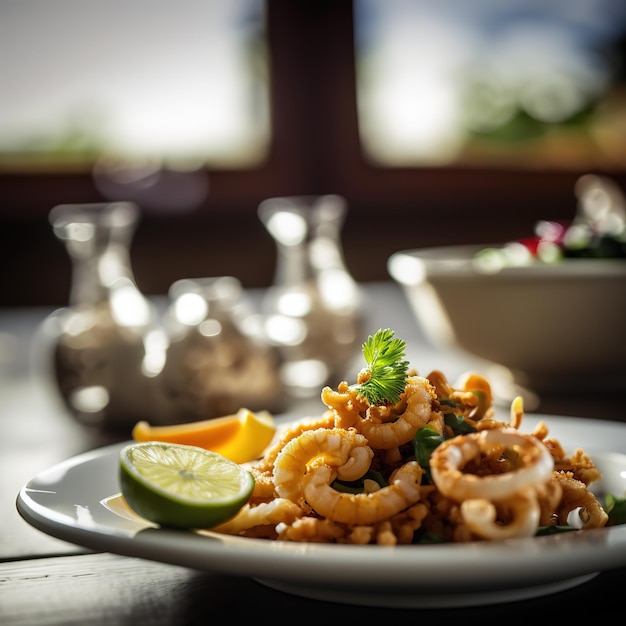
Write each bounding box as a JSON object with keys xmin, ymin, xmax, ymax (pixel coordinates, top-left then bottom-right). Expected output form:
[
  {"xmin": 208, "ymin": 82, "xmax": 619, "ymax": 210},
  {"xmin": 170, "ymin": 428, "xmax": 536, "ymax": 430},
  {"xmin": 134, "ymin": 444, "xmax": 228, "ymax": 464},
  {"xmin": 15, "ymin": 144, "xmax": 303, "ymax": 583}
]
[{"xmin": 119, "ymin": 441, "xmax": 254, "ymax": 529}]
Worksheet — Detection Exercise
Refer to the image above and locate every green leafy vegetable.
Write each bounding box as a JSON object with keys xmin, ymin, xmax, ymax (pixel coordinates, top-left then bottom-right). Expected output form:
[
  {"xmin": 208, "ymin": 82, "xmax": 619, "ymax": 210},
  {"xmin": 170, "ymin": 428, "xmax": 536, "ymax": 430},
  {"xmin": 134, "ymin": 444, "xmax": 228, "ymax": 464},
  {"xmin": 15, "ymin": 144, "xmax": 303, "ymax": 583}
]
[
  {"xmin": 605, "ymin": 493, "xmax": 626, "ymax": 525},
  {"xmin": 443, "ymin": 412, "xmax": 477, "ymax": 435},
  {"xmin": 413, "ymin": 425, "xmax": 445, "ymax": 483},
  {"xmin": 439, "ymin": 399, "xmax": 457, "ymax": 407},
  {"xmin": 355, "ymin": 329, "xmax": 409, "ymax": 405},
  {"xmin": 332, "ymin": 470, "xmax": 388, "ymax": 494},
  {"xmin": 413, "ymin": 416, "xmax": 476, "ymax": 485}
]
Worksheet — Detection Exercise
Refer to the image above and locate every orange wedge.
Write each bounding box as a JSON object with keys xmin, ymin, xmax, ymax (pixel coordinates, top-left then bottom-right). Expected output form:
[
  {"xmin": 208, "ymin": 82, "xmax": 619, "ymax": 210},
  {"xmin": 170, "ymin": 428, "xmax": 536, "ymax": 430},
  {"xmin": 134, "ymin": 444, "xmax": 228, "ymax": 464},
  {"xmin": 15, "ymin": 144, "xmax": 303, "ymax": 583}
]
[
  {"xmin": 215, "ymin": 408, "xmax": 276, "ymax": 464},
  {"xmin": 131, "ymin": 408, "xmax": 276, "ymax": 464},
  {"xmin": 132, "ymin": 413, "xmax": 242, "ymax": 449}
]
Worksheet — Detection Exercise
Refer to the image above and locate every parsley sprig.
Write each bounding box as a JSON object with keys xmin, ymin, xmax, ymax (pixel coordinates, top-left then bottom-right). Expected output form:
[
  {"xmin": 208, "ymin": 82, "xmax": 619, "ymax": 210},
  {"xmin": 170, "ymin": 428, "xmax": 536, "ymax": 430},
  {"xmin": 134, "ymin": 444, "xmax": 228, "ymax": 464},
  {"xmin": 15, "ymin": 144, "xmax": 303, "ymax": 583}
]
[{"xmin": 355, "ymin": 328, "xmax": 409, "ymax": 405}]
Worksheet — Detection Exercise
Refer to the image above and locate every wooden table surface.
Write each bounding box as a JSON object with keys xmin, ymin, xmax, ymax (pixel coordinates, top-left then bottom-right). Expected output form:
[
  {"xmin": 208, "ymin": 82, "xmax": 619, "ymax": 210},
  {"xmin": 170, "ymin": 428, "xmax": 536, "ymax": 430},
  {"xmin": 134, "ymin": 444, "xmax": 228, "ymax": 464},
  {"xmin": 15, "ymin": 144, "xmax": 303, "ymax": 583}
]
[{"xmin": 2, "ymin": 282, "xmax": 625, "ymax": 624}]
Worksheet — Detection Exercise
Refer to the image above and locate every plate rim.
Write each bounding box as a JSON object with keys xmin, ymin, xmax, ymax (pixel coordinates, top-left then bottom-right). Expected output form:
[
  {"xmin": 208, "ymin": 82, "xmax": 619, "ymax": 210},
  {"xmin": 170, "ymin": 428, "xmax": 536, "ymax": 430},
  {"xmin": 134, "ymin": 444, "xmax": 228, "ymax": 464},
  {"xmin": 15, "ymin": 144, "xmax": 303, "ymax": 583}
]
[{"xmin": 15, "ymin": 413, "xmax": 626, "ymax": 599}]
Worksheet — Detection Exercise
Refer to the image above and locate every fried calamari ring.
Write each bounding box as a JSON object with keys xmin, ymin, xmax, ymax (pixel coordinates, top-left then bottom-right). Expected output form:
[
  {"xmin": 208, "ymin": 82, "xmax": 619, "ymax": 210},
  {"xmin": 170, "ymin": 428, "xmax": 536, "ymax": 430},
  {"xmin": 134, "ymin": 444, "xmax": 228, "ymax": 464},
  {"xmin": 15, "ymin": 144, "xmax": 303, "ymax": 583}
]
[
  {"xmin": 429, "ymin": 428, "xmax": 554, "ymax": 502},
  {"xmin": 460, "ymin": 489, "xmax": 541, "ymax": 539}
]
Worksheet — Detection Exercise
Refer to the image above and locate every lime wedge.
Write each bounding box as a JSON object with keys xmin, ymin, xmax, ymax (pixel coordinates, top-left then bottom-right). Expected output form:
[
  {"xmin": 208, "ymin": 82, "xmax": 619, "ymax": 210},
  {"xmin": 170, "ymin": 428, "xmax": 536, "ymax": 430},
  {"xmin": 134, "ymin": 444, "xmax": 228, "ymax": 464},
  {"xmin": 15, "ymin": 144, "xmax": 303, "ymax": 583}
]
[{"xmin": 119, "ymin": 442, "xmax": 254, "ymax": 529}]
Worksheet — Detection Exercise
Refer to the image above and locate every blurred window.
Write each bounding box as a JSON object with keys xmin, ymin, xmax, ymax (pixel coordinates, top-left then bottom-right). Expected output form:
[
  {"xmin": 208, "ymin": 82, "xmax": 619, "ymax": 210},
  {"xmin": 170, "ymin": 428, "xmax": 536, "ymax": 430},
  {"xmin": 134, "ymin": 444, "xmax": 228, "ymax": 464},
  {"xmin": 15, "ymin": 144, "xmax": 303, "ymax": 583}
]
[
  {"xmin": 354, "ymin": 0, "xmax": 626, "ymax": 169},
  {"xmin": 0, "ymin": 0, "xmax": 269, "ymax": 170}
]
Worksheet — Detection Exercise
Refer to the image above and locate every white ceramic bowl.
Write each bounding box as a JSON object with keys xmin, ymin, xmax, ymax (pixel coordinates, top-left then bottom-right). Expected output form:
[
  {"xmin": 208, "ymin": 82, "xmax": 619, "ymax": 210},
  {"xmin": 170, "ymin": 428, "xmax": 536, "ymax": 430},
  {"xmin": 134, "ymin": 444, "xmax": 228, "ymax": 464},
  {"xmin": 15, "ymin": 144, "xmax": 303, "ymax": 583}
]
[{"xmin": 388, "ymin": 244, "xmax": 626, "ymax": 395}]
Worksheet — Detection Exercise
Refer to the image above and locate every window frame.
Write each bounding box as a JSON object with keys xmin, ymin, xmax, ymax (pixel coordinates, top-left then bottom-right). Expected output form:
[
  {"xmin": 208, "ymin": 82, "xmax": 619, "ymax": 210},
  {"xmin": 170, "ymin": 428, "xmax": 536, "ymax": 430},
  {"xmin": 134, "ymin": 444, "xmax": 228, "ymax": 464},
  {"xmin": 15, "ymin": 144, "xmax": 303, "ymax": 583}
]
[
  {"xmin": 2, "ymin": 0, "xmax": 625, "ymax": 306},
  {"xmin": 4, "ymin": 1, "xmax": 624, "ymax": 217}
]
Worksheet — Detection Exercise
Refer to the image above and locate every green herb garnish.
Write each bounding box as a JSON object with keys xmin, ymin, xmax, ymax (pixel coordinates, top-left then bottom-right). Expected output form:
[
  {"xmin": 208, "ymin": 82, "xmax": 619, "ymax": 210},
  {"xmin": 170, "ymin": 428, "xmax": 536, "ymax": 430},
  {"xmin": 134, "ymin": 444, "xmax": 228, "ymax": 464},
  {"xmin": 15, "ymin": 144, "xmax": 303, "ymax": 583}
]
[{"xmin": 355, "ymin": 328, "xmax": 409, "ymax": 405}]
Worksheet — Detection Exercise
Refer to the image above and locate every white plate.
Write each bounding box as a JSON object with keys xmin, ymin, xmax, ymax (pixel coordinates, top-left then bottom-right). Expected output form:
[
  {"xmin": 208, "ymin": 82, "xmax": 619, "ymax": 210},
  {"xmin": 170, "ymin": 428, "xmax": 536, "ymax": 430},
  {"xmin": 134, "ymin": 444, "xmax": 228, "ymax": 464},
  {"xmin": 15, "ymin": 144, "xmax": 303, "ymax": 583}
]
[{"xmin": 16, "ymin": 413, "xmax": 626, "ymax": 609}]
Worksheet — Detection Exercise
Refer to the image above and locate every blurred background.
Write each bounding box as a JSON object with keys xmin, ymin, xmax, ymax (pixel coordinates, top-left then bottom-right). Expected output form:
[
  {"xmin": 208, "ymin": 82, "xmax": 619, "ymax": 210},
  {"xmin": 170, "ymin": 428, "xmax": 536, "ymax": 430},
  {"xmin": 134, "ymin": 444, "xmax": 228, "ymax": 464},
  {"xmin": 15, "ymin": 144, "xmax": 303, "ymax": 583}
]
[{"xmin": 2, "ymin": 0, "xmax": 626, "ymax": 307}]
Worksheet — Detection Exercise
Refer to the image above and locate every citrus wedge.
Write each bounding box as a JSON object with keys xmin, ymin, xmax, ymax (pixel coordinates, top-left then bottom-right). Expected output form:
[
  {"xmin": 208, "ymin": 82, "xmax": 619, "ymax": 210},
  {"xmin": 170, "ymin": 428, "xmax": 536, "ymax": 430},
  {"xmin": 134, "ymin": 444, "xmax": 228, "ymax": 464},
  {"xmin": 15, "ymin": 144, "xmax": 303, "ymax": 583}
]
[
  {"xmin": 119, "ymin": 441, "xmax": 255, "ymax": 529},
  {"xmin": 131, "ymin": 408, "xmax": 276, "ymax": 464},
  {"xmin": 214, "ymin": 408, "xmax": 276, "ymax": 463},
  {"xmin": 132, "ymin": 413, "xmax": 243, "ymax": 449}
]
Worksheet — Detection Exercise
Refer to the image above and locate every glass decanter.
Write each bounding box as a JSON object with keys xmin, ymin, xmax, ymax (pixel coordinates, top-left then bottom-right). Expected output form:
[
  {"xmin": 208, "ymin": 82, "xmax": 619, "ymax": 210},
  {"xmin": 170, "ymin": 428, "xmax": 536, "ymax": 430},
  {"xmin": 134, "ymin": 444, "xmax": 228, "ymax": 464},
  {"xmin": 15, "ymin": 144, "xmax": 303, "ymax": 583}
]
[
  {"xmin": 39, "ymin": 201, "xmax": 168, "ymax": 433},
  {"xmin": 157, "ymin": 276, "xmax": 287, "ymax": 422},
  {"xmin": 258, "ymin": 194, "xmax": 365, "ymax": 398}
]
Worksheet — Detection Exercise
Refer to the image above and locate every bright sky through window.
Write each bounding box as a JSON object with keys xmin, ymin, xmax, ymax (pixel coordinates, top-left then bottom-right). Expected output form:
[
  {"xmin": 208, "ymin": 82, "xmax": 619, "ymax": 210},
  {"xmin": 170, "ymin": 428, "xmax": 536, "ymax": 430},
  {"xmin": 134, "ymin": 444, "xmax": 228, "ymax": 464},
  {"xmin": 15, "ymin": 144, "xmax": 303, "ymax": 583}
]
[
  {"xmin": 354, "ymin": 0, "xmax": 626, "ymax": 169},
  {"xmin": 0, "ymin": 0, "xmax": 269, "ymax": 168}
]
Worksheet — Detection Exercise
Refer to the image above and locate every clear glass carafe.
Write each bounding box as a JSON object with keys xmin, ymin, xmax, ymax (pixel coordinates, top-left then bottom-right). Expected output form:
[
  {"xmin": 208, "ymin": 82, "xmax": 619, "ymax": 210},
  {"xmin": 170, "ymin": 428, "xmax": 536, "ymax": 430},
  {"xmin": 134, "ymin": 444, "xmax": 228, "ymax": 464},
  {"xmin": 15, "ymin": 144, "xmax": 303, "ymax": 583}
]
[
  {"xmin": 157, "ymin": 276, "xmax": 287, "ymax": 422},
  {"xmin": 258, "ymin": 194, "xmax": 365, "ymax": 398},
  {"xmin": 39, "ymin": 201, "xmax": 168, "ymax": 433}
]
